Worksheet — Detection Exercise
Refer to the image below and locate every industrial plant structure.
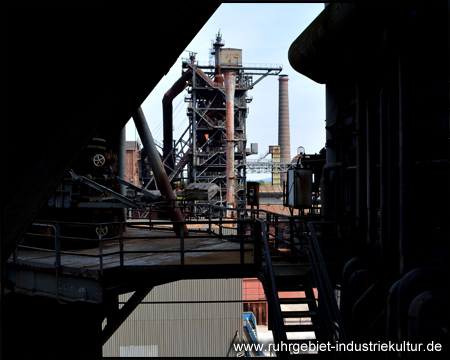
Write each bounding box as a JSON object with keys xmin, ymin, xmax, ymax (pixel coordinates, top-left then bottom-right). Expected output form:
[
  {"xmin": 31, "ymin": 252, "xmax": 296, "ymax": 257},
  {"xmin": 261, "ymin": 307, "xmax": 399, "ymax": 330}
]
[
  {"xmin": 150, "ymin": 32, "xmax": 282, "ymax": 214},
  {"xmin": 2, "ymin": 2, "xmax": 448, "ymax": 359}
]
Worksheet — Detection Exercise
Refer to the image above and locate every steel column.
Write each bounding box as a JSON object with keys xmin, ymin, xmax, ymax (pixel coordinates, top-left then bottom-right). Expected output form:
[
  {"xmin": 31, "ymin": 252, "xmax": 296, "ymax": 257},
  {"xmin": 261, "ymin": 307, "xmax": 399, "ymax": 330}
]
[{"xmin": 224, "ymin": 71, "xmax": 236, "ymax": 214}]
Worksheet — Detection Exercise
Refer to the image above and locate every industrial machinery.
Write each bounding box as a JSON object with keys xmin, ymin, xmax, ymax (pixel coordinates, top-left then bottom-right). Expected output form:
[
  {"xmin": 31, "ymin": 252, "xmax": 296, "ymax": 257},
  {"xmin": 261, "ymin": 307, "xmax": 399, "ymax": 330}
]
[{"xmin": 30, "ymin": 132, "xmax": 163, "ymax": 245}]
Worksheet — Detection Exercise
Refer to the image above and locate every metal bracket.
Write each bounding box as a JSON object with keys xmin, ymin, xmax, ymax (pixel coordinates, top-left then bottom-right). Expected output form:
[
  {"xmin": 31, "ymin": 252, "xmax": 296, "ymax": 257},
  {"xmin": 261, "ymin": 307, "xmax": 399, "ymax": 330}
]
[
  {"xmin": 70, "ymin": 170, "xmax": 141, "ymax": 208},
  {"xmin": 116, "ymin": 176, "xmax": 164, "ymax": 201}
]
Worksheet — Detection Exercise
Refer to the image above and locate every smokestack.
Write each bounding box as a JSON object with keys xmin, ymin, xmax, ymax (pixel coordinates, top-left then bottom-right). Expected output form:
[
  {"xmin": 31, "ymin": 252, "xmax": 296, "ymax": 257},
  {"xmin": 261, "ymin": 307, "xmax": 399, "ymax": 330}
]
[{"xmin": 278, "ymin": 74, "xmax": 291, "ymax": 186}]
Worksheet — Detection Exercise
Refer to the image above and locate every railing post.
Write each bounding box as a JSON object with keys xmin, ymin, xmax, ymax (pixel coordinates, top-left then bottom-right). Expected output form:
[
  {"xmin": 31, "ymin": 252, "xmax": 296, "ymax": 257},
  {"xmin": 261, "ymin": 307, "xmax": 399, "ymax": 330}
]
[
  {"xmin": 290, "ymin": 216, "xmax": 295, "ymax": 258},
  {"xmin": 180, "ymin": 222, "xmax": 184, "ymax": 267},
  {"xmin": 274, "ymin": 215, "xmax": 279, "ymax": 248},
  {"xmin": 239, "ymin": 220, "xmax": 244, "ymax": 266},
  {"xmin": 254, "ymin": 220, "xmax": 262, "ymax": 268},
  {"xmin": 98, "ymin": 224, "xmax": 103, "ymax": 275},
  {"xmin": 119, "ymin": 222, "xmax": 124, "ymax": 267},
  {"xmin": 274, "ymin": 215, "xmax": 279, "ymax": 250},
  {"xmin": 55, "ymin": 223, "xmax": 61, "ymax": 269},
  {"xmin": 149, "ymin": 206, "xmax": 153, "ymax": 230},
  {"xmin": 209, "ymin": 207, "xmax": 212, "ymax": 234}
]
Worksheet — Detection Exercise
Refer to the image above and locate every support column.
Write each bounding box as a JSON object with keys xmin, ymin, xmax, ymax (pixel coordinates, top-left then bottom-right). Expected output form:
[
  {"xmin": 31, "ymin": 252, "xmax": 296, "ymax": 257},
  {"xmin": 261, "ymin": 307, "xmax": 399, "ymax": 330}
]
[{"xmin": 224, "ymin": 71, "xmax": 236, "ymax": 215}]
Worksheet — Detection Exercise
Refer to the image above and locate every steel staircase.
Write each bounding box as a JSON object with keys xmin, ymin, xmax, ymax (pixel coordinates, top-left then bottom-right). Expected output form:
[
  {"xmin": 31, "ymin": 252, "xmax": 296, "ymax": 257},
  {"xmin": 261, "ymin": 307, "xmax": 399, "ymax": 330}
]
[{"xmin": 256, "ymin": 219, "xmax": 348, "ymax": 357}]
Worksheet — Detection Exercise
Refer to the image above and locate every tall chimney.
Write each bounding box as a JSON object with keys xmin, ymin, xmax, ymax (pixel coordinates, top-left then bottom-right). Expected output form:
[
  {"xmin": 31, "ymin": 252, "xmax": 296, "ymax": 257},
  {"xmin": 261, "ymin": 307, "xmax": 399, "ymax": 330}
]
[{"xmin": 278, "ymin": 74, "xmax": 291, "ymax": 186}]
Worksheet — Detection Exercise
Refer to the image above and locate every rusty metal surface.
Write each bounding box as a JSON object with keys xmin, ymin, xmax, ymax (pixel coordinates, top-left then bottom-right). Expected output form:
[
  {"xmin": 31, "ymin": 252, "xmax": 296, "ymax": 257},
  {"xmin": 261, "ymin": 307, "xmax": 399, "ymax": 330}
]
[
  {"xmin": 162, "ymin": 70, "xmax": 193, "ymax": 169},
  {"xmin": 133, "ymin": 107, "xmax": 189, "ymax": 236},
  {"xmin": 224, "ymin": 71, "xmax": 237, "ymax": 213},
  {"xmin": 220, "ymin": 48, "xmax": 242, "ymax": 67}
]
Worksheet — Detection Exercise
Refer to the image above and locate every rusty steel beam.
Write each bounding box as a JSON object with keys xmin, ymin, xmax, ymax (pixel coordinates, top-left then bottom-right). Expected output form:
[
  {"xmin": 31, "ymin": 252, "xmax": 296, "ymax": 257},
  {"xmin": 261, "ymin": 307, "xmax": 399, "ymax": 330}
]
[
  {"xmin": 224, "ymin": 71, "xmax": 237, "ymax": 214},
  {"xmin": 133, "ymin": 107, "xmax": 189, "ymax": 237}
]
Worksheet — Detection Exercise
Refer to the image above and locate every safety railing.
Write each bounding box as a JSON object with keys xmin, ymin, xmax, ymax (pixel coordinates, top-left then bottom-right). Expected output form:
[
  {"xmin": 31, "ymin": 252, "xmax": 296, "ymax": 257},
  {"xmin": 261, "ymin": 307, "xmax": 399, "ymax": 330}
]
[
  {"xmin": 307, "ymin": 221, "xmax": 349, "ymax": 356},
  {"xmin": 243, "ymin": 312, "xmax": 264, "ymax": 356},
  {"xmin": 255, "ymin": 219, "xmax": 289, "ymax": 357},
  {"xmin": 13, "ymin": 215, "xmax": 262, "ymax": 276}
]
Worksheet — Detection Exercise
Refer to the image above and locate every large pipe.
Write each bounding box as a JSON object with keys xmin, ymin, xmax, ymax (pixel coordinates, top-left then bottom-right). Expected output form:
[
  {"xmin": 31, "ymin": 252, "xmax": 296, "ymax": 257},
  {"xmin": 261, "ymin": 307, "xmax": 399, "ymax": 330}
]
[
  {"xmin": 278, "ymin": 75, "xmax": 290, "ymax": 186},
  {"xmin": 162, "ymin": 70, "xmax": 193, "ymax": 172},
  {"xmin": 133, "ymin": 107, "xmax": 188, "ymax": 237},
  {"xmin": 118, "ymin": 126, "xmax": 127, "ymax": 222},
  {"xmin": 224, "ymin": 71, "xmax": 236, "ymax": 213}
]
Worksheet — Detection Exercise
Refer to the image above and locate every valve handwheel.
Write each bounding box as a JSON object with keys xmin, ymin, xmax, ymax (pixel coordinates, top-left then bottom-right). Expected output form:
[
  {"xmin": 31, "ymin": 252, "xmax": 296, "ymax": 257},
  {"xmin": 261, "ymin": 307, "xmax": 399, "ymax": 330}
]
[{"xmin": 93, "ymin": 154, "xmax": 106, "ymax": 167}]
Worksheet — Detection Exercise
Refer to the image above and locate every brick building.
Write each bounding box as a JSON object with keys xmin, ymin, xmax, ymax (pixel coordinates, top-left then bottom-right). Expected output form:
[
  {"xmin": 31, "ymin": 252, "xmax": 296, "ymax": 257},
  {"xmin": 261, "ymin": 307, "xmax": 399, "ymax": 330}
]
[{"xmin": 125, "ymin": 141, "xmax": 141, "ymax": 186}]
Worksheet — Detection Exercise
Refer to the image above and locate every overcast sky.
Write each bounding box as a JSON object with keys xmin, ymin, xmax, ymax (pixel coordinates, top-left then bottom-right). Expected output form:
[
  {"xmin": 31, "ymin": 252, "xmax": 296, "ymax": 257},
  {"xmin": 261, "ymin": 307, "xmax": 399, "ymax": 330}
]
[{"xmin": 126, "ymin": 3, "xmax": 325, "ymax": 180}]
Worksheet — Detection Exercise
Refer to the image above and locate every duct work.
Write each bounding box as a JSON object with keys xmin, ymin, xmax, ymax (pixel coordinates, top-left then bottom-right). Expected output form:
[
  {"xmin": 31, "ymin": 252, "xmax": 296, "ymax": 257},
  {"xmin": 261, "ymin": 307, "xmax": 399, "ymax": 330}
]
[
  {"xmin": 289, "ymin": 2, "xmax": 449, "ymax": 353},
  {"xmin": 162, "ymin": 69, "xmax": 193, "ymax": 172},
  {"xmin": 133, "ymin": 107, "xmax": 189, "ymax": 237}
]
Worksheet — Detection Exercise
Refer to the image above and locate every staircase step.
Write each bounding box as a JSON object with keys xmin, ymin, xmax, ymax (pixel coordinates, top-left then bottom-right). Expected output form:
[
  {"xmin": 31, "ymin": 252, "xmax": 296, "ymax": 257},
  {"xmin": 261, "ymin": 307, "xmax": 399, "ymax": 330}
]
[
  {"xmin": 279, "ymin": 297, "xmax": 315, "ymax": 305},
  {"xmin": 281, "ymin": 310, "xmax": 317, "ymax": 318},
  {"xmin": 284, "ymin": 324, "xmax": 319, "ymax": 332},
  {"xmin": 273, "ymin": 265, "xmax": 310, "ymax": 278},
  {"xmin": 277, "ymin": 284, "xmax": 308, "ymax": 292},
  {"xmin": 285, "ymin": 338, "xmax": 316, "ymax": 345}
]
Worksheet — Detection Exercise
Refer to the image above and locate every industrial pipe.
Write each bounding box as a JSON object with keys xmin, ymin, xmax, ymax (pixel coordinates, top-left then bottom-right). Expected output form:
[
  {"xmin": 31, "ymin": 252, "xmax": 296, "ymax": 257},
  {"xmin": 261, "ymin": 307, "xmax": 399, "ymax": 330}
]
[
  {"xmin": 379, "ymin": 86, "xmax": 388, "ymax": 270},
  {"xmin": 133, "ymin": 107, "xmax": 188, "ymax": 237},
  {"xmin": 321, "ymin": 162, "xmax": 341, "ymax": 220},
  {"xmin": 396, "ymin": 267, "xmax": 448, "ymax": 344},
  {"xmin": 163, "ymin": 70, "xmax": 193, "ymax": 172},
  {"xmin": 224, "ymin": 71, "xmax": 236, "ymax": 214},
  {"xmin": 118, "ymin": 126, "xmax": 127, "ymax": 224},
  {"xmin": 355, "ymin": 81, "xmax": 367, "ymax": 243},
  {"xmin": 407, "ymin": 289, "xmax": 449, "ymax": 355},
  {"xmin": 195, "ymin": 67, "xmax": 222, "ymax": 88}
]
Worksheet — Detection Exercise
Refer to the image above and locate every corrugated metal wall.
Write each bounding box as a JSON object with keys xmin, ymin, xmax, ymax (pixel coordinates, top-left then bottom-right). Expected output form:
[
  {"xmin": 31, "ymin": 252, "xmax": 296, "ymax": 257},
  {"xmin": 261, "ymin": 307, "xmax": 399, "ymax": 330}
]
[{"xmin": 103, "ymin": 278, "xmax": 243, "ymax": 357}]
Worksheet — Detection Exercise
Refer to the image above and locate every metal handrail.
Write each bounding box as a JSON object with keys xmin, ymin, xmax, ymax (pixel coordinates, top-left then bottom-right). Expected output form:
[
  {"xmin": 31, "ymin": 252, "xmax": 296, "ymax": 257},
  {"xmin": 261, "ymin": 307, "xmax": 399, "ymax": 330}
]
[
  {"xmin": 18, "ymin": 216, "xmax": 259, "ymax": 274},
  {"xmin": 256, "ymin": 219, "xmax": 289, "ymax": 357},
  {"xmin": 307, "ymin": 222, "xmax": 349, "ymax": 355}
]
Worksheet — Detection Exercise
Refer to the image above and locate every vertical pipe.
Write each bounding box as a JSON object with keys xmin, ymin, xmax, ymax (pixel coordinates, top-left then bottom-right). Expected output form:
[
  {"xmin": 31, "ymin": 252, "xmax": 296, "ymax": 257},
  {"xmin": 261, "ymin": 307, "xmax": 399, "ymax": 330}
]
[
  {"xmin": 324, "ymin": 83, "xmax": 338, "ymax": 220},
  {"xmin": 356, "ymin": 80, "xmax": 367, "ymax": 249},
  {"xmin": 398, "ymin": 53, "xmax": 406, "ymax": 275},
  {"xmin": 118, "ymin": 126, "xmax": 127, "ymax": 223},
  {"xmin": 380, "ymin": 86, "xmax": 388, "ymax": 268},
  {"xmin": 133, "ymin": 107, "xmax": 189, "ymax": 237},
  {"xmin": 387, "ymin": 62, "xmax": 400, "ymax": 280},
  {"xmin": 224, "ymin": 71, "xmax": 236, "ymax": 213},
  {"xmin": 366, "ymin": 98, "xmax": 374, "ymax": 248},
  {"xmin": 278, "ymin": 75, "xmax": 291, "ymax": 186}
]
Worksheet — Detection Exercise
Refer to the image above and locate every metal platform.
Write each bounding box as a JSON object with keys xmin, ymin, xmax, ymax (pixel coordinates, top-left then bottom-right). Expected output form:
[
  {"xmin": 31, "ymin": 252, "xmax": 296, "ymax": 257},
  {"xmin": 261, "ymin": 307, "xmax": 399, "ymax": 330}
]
[{"xmin": 6, "ymin": 220, "xmax": 258, "ymax": 304}]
